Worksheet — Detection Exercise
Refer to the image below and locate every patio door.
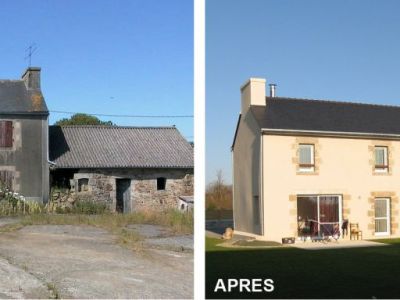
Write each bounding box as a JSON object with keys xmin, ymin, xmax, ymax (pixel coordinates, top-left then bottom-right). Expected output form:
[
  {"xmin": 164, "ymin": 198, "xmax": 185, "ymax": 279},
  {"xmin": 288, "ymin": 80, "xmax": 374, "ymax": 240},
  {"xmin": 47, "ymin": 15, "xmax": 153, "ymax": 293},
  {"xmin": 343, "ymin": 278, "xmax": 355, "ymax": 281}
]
[
  {"xmin": 297, "ymin": 195, "xmax": 342, "ymax": 237},
  {"xmin": 375, "ymin": 198, "xmax": 390, "ymax": 235},
  {"xmin": 319, "ymin": 196, "xmax": 340, "ymax": 235}
]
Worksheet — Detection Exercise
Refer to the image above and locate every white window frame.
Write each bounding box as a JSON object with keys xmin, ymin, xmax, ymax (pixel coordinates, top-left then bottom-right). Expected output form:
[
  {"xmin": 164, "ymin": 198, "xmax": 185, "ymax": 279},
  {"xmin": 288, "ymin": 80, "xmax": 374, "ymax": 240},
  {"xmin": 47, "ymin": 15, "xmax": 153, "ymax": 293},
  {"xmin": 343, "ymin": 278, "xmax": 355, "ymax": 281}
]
[
  {"xmin": 374, "ymin": 146, "xmax": 388, "ymax": 173},
  {"xmin": 374, "ymin": 197, "xmax": 390, "ymax": 236},
  {"xmin": 298, "ymin": 144, "xmax": 315, "ymax": 172}
]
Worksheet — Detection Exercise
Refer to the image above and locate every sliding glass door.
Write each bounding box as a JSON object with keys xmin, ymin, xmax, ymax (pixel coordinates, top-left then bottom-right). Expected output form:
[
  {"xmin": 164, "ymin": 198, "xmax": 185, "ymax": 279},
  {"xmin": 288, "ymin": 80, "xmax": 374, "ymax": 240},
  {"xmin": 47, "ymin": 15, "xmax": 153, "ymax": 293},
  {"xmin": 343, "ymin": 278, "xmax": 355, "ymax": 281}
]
[{"xmin": 297, "ymin": 195, "xmax": 342, "ymax": 237}]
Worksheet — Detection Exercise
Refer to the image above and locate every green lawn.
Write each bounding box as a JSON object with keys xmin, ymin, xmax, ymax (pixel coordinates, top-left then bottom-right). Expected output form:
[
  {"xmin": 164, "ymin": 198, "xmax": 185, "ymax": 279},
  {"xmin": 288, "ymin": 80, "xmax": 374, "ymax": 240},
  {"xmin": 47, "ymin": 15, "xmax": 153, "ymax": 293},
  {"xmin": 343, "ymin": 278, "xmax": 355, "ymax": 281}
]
[{"xmin": 206, "ymin": 237, "xmax": 400, "ymax": 298}]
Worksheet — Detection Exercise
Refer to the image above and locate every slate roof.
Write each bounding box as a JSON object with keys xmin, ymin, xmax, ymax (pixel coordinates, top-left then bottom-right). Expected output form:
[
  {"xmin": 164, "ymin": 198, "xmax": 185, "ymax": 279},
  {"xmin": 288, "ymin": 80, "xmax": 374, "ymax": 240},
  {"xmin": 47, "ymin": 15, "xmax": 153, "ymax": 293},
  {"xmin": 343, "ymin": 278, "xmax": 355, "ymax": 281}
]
[
  {"xmin": 49, "ymin": 126, "xmax": 194, "ymax": 169},
  {"xmin": 0, "ymin": 80, "xmax": 48, "ymax": 114},
  {"xmin": 252, "ymin": 97, "xmax": 400, "ymax": 135}
]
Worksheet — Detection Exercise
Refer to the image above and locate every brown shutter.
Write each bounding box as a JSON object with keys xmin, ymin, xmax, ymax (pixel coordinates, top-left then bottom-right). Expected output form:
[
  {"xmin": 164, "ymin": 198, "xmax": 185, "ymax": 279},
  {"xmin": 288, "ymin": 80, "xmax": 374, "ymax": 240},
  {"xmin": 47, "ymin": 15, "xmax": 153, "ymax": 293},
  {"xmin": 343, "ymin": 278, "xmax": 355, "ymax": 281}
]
[
  {"xmin": 0, "ymin": 170, "xmax": 13, "ymax": 190},
  {"xmin": 0, "ymin": 121, "xmax": 13, "ymax": 148}
]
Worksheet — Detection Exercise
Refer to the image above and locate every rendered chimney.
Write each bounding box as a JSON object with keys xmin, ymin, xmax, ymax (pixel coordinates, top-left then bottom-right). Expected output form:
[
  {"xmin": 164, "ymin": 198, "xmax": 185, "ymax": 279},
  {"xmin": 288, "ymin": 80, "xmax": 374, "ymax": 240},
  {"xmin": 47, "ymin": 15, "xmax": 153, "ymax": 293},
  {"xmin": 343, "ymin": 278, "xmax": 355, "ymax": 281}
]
[
  {"xmin": 21, "ymin": 67, "xmax": 41, "ymax": 90},
  {"xmin": 240, "ymin": 78, "xmax": 266, "ymax": 113},
  {"xmin": 269, "ymin": 83, "xmax": 277, "ymax": 97}
]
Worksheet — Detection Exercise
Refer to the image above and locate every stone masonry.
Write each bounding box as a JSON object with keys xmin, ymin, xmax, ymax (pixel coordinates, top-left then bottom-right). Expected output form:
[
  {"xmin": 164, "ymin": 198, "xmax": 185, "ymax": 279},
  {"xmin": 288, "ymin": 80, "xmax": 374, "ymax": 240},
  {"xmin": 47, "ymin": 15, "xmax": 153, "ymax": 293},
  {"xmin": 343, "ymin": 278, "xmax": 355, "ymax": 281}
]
[{"xmin": 68, "ymin": 168, "xmax": 193, "ymax": 212}]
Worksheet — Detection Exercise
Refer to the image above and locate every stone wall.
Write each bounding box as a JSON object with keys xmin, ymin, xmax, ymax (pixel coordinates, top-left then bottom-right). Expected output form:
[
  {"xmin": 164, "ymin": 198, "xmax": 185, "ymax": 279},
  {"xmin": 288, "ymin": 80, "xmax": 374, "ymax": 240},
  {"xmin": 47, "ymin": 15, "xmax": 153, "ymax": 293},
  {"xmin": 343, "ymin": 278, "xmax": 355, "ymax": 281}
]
[{"xmin": 54, "ymin": 168, "xmax": 193, "ymax": 212}]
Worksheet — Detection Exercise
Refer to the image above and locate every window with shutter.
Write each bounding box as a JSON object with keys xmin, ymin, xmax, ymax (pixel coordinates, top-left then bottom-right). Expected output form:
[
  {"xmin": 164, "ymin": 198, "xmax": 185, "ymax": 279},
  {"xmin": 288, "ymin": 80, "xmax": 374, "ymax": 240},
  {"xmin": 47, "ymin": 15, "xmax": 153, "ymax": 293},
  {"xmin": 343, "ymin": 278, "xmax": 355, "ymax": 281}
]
[
  {"xmin": 0, "ymin": 121, "xmax": 13, "ymax": 148},
  {"xmin": 0, "ymin": 170, "xmax": 13, "ymax": 190},
  {"xmin": 299, "ymin": 144, "xmax": 315, "ymax": 172},
  {"xmin": 374, "ymin": 146, "xmax": 388, "ymax": 173}
]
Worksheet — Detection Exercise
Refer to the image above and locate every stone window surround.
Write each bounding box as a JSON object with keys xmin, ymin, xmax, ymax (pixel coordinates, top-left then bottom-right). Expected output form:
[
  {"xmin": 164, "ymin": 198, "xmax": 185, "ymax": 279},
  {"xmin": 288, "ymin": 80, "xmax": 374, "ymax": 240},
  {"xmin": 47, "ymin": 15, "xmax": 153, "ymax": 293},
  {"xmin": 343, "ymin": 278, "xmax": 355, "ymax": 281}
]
[
  {"xmin": 368, "ymin": 191, "xmax": 399, "ymax": 237},
  {"xmin": 369, "ymin": 142, "xmax": 393, "ymax": 176},
  {"xmin": 0, "ymin": 166, "xmax": 20, "ymax": 192},
  {"xmin": 292, "ymin": 137, "xmax": 321, "ymax": 175}
]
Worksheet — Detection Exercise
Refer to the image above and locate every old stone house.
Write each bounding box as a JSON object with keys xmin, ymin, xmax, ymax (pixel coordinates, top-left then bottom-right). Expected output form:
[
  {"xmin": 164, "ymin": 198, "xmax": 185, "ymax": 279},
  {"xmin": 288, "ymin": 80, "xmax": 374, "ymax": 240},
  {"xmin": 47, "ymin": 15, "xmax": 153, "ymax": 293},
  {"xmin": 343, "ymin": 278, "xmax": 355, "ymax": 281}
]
[
  {"xmin": 0, "ymin": 67, "xmax": 193, "ymax": 211},
  {"xmin": 0, "ymin": 67, "xmax": 49, "ymax": 202},
  {"xmin": 49, "ymin": 125, "xmax": 194, "ymax": 212}
]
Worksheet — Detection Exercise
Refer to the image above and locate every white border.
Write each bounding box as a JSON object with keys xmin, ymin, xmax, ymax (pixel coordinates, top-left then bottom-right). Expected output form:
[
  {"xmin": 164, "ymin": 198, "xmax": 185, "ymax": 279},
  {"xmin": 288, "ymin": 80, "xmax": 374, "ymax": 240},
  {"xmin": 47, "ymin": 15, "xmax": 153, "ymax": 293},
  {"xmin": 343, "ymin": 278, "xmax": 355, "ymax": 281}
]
[{"xmin": 194, "ymin": 0, "xmax": 205, "ymax": 299}]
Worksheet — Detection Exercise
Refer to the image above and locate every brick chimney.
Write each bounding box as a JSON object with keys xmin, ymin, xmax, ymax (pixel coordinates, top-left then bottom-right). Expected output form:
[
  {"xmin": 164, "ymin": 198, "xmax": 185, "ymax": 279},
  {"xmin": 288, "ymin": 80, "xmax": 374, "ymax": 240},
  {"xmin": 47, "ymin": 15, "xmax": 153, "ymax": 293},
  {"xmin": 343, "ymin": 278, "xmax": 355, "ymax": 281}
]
[
  {"xmin": 240, "ymin": 78, "xmax": 266, "ymax": 113},
  {"xmin": 22, "ymin": 67, "xmax": 41, "ymax": 90}
]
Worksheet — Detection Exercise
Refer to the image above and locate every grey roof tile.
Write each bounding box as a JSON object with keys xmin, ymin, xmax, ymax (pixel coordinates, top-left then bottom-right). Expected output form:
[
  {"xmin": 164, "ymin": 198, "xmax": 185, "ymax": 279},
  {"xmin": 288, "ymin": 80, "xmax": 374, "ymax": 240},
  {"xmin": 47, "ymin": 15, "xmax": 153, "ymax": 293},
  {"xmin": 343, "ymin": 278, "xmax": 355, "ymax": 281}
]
[
  {"xmin": 49, "ymin": 126, "xmax": 194, "ymax": 168},
  {"xmin": 251, "ymin": 97, "xmax": 400, "ymax": 135},
  {"xmin": 0, "ymin": 80, "xmax": 48, "ymax": 114}
]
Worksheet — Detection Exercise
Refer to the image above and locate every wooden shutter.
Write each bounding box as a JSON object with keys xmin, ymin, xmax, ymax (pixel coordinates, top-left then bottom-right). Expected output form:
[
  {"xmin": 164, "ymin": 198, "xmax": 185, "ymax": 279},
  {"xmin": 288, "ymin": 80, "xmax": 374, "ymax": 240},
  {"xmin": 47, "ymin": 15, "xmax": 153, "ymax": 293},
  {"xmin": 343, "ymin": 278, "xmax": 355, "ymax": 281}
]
[
  {"xmin": 0, "ymin": 170, "xmax": 13, "ymax": 190},
  {"xmin": 0, "ymin": 121, "xmax": 13, "ymax": 148}
]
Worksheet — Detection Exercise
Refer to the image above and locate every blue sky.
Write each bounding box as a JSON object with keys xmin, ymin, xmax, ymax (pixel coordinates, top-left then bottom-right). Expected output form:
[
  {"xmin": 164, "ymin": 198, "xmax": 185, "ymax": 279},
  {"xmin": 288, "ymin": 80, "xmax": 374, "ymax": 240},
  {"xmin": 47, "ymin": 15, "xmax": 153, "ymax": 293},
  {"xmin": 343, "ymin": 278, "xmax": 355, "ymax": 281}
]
[
  {"xmin": 206, "ymin": 0, "xmax": 400, "ymax": 184},
  {"xmin": 0, "ymin": 0, "xmax": 193, "ymax": 141}
]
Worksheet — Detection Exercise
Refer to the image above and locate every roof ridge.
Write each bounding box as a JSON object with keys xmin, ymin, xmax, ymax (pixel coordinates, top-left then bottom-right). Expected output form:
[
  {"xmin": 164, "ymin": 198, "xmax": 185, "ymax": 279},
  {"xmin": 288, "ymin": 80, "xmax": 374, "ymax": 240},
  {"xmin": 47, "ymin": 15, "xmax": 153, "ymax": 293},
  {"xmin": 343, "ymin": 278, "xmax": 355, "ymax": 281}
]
[
  {"xmin": 50, "ymin": 125, "xmax": 177, "ymax": 129},
  {"xmin": 266, "ymin": 96, "xmax": 400, "ymax": 109}
]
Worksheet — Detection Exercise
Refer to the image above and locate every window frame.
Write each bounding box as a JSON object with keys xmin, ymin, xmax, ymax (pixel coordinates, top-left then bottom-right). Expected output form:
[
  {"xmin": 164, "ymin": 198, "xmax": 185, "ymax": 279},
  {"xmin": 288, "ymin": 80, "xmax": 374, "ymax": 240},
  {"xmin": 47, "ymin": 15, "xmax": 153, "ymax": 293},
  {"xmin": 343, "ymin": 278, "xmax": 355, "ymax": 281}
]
[
  {"xmin": 374, "ymin": 146, "xmax": 389, "ymax": 173},
  {"xmin": 374, "ymin": 197, "xmax": 390, "ymax": 236},
  {"xmin": 298, "ymin": 144, "xmax": 315, "ymax": 172}
]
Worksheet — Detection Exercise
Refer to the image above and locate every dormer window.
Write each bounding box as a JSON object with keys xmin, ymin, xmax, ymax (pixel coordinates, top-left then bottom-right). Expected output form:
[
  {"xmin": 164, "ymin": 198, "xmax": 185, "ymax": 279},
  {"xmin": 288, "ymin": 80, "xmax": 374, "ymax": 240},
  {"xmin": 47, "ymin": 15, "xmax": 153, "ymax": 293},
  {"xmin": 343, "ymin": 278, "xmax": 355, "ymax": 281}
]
[
  {"xmin": 0, "ymin": 121, "xmax": 13, "ymax": 148},
  {"xmin": 374, "ymin": 146, "xmax": 388, "ymax": 173},
  {"xmin": 299, "ymin": 144, "xmax": 315, "ymax": 172}
]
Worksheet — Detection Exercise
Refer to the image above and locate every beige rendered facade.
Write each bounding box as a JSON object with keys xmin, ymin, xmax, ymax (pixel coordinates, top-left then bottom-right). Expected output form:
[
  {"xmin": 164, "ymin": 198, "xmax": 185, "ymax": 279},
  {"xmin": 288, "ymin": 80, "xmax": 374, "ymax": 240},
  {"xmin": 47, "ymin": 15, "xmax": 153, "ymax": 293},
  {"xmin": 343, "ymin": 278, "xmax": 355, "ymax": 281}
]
[{"xmin": 232, "ymin": 78, "xmax": 400, "ymax": 243}]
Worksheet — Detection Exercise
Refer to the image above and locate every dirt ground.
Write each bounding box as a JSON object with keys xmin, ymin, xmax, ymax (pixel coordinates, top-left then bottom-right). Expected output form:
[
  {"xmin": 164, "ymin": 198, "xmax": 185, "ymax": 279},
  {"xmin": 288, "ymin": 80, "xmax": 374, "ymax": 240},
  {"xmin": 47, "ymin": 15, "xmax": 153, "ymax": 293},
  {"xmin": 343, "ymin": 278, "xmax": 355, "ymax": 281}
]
[{"xmin": 0, "ymin": 223, "xmax": 193, "ymax": 299}]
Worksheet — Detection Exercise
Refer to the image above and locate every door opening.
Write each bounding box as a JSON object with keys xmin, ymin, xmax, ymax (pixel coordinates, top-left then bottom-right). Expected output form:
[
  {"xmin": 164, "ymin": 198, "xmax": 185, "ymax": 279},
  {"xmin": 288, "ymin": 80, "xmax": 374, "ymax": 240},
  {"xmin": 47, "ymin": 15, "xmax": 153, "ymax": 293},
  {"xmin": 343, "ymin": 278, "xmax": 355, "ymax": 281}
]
[{"xmin": 116, "ymin": 179, "xmax": 131, "ymax": 213}]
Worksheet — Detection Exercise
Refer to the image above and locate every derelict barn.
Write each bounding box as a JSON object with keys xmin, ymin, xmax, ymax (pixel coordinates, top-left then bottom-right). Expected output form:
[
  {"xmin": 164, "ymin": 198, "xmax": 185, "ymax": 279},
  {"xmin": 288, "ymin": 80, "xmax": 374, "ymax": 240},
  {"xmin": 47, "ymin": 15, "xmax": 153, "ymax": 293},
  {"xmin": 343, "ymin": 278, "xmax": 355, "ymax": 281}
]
[{"xmin": 49, "ymin": 125, "xmax": 194, "ymax": 212}]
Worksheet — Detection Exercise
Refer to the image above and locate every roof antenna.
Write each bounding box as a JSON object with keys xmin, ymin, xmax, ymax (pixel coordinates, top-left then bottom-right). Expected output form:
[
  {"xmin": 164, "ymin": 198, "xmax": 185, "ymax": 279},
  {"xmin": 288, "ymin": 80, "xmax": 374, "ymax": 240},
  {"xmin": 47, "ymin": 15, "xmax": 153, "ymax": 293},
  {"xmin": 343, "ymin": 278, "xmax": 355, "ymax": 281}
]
[
  {"xmin": 24, "ymin": 43, "xmax": 38, "ymax": 67},
  {"xmin": 269, "ymin": 83, "xmax": 277, "ymax": 97}
]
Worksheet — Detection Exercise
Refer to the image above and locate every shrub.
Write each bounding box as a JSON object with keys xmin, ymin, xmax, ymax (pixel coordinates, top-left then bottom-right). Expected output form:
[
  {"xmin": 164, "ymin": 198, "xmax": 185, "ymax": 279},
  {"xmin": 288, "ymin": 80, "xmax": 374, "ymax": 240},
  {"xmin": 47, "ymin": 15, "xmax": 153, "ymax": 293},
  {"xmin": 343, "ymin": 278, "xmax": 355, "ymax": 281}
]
[{"xmin": 71, "ymin": 200, "xmax": 108, "ymax": 214}]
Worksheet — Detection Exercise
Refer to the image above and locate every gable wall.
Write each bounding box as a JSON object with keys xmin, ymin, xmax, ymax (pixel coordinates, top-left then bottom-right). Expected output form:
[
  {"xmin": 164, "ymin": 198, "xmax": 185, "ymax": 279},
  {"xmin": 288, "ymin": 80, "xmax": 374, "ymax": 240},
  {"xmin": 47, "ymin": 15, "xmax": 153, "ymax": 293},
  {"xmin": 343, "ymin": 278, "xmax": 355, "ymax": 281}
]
[
  {"xmin": 0, "ymin": 114, "xmax": 48, "ymax": 202},
  {"xmin": 232, "ymin": 111, "xmax": 262, "ymax": 235}
]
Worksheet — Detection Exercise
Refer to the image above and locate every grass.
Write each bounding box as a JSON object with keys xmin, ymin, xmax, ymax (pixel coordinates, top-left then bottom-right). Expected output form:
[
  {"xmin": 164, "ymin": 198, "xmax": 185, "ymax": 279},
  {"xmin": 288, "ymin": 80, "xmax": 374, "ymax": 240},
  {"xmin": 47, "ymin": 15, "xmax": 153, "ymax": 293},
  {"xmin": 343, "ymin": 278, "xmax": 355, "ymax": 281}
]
[
  {"xmin": 0, "ymin": 210, "xmax": 192, "ymax": 252},
  {"xmin": 46, "ymin": 282, "xmax": 60, "ymax": 299},
  {"xmin": 18, "ymin": 209, "xmax": 193, "ymax": 234},
  {"xmin": 206, "ymin": 237, "xmax": 400, "ymax": 298}
]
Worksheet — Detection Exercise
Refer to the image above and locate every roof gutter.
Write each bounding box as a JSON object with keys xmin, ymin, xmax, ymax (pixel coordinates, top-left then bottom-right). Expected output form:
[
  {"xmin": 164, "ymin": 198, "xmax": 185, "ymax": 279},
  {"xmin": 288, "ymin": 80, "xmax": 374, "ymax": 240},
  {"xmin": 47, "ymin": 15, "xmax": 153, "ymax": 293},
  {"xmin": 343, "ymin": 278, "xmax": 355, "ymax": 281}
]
[{"xmin": 261, "ymin": 128, "xmax": 400, "ymax": 140}]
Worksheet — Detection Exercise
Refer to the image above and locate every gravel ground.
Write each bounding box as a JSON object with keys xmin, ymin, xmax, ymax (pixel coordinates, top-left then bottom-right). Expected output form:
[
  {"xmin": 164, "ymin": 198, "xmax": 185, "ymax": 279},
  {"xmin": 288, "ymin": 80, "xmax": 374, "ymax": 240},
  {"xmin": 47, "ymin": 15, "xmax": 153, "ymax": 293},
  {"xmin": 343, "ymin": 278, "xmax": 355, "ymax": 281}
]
[
  {"xmin": 0, "ymin": 217, "xmax": 20, "ymax": 227},
  {"xmin": 0, "ymin": 224, "xmax": 193, "ymax": 299},
  {"xmin": 127, "ymin": 224, "xmax": 193, "ymax": 251}
]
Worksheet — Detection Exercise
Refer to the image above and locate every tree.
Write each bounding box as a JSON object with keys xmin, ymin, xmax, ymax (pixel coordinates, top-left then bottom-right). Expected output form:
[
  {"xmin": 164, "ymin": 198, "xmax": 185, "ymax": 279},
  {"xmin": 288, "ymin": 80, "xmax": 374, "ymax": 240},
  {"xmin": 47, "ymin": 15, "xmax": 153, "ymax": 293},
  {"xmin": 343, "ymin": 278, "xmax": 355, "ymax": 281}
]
[
  {"xmin": 54, "ymin": 113, "xmax": 115, "ymax": 126},
  {"xmin": 206, "ymin": 170, "xmax": 232, "ymax": 212}
]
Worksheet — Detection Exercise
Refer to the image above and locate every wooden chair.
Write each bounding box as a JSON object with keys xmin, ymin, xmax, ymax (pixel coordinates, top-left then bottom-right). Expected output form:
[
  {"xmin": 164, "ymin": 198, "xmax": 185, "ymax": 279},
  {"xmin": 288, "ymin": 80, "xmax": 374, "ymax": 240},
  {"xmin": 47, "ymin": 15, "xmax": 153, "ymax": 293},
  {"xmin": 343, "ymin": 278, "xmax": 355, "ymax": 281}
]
[{"xmin": 350, "ymin": 223, "xmax": 362, "ymax": 240}]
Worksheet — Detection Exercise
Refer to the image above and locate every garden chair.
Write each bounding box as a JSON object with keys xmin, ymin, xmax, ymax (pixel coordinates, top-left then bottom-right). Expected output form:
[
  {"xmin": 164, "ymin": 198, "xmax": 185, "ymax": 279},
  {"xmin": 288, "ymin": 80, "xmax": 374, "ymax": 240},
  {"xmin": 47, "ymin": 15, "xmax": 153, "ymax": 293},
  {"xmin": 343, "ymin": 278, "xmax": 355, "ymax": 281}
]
[
  {"xmin": 350, "ymin": 223, "xmax": 362, "ymax": 240},
  {"xmin": 341, "ymin": 219, "xmax": 349, "ymax": 238}
]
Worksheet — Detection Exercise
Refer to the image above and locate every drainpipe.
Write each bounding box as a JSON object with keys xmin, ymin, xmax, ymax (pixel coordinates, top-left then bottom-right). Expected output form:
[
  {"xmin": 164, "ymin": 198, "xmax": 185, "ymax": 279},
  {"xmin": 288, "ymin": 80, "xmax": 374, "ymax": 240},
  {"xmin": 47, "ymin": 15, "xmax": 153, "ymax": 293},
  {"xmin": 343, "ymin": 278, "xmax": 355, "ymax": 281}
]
[
  {"xmin": 231, "ymin": 149, "xmax": 235, "ymax": 231},
  {"xmin": 259, "ymin": 133, "xmax": 264, "ymax": 236}
]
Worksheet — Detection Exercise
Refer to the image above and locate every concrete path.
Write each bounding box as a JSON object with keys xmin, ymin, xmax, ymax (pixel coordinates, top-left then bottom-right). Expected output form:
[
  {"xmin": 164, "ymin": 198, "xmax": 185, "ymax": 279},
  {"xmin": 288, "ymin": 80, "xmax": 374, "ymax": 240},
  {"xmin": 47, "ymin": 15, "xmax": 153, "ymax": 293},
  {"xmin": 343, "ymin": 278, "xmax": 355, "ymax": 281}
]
[
  {"xmin": 290, "ymin": 239, "xmax": 388, "ymax": 250},
  {"xmin": 0, "ymin": 225, "xmax": 193, "ymax": 299}
]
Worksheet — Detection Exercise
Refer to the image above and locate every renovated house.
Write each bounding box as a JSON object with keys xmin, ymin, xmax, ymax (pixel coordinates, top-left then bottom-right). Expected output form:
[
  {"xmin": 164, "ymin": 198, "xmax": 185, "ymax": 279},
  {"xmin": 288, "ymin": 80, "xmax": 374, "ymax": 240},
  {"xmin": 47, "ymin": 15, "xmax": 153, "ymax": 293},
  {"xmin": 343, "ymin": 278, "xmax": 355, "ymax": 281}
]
[
  {"xmin": 232, "ymin": 78, "xmax": 400, "ymax": 242},
  {"xmin": 49, "ymin": 125, "xmax": 193, "ymax": 212},
  {"xmin": 0, "ymin": 67, "xmax": 49, "ymax": 202}
]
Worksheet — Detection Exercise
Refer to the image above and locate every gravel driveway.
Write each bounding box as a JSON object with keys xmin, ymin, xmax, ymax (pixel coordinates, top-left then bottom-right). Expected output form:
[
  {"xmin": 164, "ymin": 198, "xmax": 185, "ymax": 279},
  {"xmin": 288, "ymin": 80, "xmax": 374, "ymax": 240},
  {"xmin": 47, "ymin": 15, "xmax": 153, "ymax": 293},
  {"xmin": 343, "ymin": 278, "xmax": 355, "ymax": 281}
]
[{"xmin": 0, "ymin": 224, "xmax": 193, "ymax": 299}]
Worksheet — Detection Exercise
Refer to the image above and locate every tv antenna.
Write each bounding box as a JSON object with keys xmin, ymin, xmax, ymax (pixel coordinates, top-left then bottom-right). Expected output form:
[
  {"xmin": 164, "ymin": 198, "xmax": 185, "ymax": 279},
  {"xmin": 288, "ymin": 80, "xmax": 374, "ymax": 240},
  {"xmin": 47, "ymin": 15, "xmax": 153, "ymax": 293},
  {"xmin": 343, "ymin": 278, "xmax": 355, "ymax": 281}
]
[{"xmin": 25, "ymin": 43, "xmax": 38, "ymax": 67}]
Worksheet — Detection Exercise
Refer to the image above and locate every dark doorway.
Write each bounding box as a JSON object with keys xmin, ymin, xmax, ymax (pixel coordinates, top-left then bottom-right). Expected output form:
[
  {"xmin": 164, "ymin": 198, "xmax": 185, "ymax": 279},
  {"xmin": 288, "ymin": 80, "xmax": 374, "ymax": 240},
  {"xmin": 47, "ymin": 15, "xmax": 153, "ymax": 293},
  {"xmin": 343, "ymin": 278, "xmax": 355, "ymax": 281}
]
[{"xmin": 116, "ymin": 179, "xmax": 131, "ymax": 213}]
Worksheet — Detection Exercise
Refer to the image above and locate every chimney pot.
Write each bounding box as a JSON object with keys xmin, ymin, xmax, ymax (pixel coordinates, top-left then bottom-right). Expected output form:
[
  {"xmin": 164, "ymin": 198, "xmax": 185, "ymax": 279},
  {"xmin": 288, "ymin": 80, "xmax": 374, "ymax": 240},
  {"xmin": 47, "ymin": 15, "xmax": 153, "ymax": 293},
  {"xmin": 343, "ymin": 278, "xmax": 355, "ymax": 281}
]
[
  {"xmin": 21, "ymin": 67, "xmax": 41, "ymax": 90},
  {"xmin": 269, "ymin": 83, "xmax": 277, "ymax": 97}
]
